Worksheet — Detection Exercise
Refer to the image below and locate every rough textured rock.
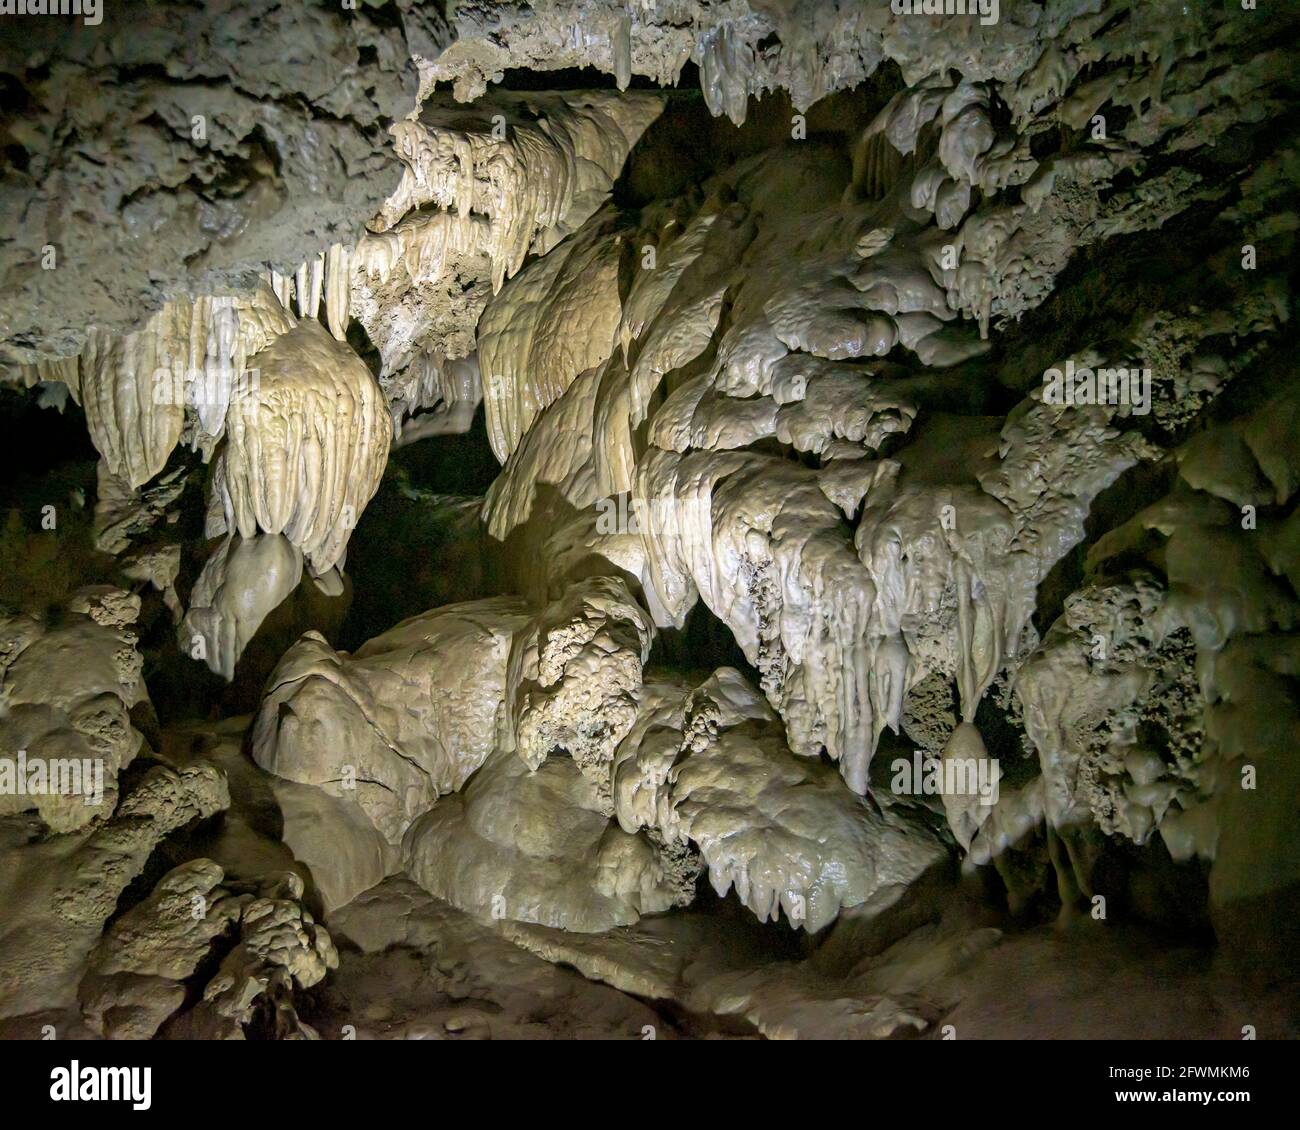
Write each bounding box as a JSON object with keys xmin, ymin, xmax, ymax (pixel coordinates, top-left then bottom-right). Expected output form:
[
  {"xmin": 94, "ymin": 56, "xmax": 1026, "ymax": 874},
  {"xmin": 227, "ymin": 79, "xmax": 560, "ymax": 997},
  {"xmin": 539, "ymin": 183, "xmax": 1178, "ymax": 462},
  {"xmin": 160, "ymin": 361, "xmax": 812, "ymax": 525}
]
[
  {"xmin": 164, "ymin": 871, "xmax": 337, "ymax": 1040},
  {"xmin": 613, "ymin": 668, "xmax": 945, "ymax": 931},
  {"xmin": 0, "ymin": 1, "xmax": 445, "ymax": 366},
  {"xmin": 0, "ymin": 762, "xmax": 229, "ymax": 1020},
  {"xmin": 0, "ymin": 587, "xmax": 147, "ymax": 830},
  {"xmin": 505, "ymin": 576, "xmax": 655, "ymax": 801},
  {"xmin": 402, "ymin": 744, "xmax": 687, "ymax": 933},
  {"xmin": 78, "ymin": 859, "xmax": 237, "ymax": 1040}
]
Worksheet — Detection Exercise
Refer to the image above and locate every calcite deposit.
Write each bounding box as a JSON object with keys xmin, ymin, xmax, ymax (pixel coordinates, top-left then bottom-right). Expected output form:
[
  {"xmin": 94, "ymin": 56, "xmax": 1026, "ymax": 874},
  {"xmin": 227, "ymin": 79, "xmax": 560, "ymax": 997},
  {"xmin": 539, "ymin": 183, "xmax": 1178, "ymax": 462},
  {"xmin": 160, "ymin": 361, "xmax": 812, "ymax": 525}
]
[{"xmin": 0, "ymin": 0, "xmax": 1297, "ymax": 1046}]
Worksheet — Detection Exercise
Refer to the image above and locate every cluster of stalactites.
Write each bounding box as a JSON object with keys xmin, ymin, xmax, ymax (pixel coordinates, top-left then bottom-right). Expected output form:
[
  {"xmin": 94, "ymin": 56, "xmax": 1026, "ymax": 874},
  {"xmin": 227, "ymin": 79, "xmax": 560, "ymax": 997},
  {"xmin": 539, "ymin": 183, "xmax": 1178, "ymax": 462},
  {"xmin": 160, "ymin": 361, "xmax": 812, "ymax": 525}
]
[{"xmin": 373, "ymin": 93, "xmax": 664, "ymax": 293}]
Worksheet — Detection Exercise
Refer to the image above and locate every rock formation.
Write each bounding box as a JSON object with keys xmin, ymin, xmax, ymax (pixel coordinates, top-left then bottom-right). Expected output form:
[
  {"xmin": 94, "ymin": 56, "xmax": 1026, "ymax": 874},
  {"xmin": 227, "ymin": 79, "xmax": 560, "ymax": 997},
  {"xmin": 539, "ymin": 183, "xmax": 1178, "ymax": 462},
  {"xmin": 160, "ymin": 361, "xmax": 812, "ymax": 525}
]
[{"xmin": 1, "ymin": 0, "xmax": 1298, "ymax": 1045}]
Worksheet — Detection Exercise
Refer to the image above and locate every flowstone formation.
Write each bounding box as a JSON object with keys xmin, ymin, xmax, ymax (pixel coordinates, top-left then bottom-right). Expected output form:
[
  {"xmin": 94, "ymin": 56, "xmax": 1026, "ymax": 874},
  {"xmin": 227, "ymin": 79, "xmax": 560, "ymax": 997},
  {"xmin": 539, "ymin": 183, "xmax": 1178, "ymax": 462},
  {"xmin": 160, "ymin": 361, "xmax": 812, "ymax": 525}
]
[{"xmin": 1, "ymin": 0, "xmax": 1298, "ymax": 1042}]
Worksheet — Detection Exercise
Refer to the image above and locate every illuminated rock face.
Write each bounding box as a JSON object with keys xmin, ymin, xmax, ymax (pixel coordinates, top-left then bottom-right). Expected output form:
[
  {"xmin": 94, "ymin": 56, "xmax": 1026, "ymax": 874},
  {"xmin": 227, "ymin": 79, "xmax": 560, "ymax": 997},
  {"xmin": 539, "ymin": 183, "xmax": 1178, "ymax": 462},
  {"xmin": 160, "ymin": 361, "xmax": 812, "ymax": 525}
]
[
  {"xmin": 250, "ymin": 601, "xmax": 532, "ymax": 847},
  {"xmin": 0, "ymin": 0, "xmax": 1298, "ymax": 1041},
  {"xmin": 0, "ymin": 589, "xmax": 146, "ymax": 833},
  {"xmin": 211, "ymin": 319, "xmax": 392, "ymax": 576}
]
